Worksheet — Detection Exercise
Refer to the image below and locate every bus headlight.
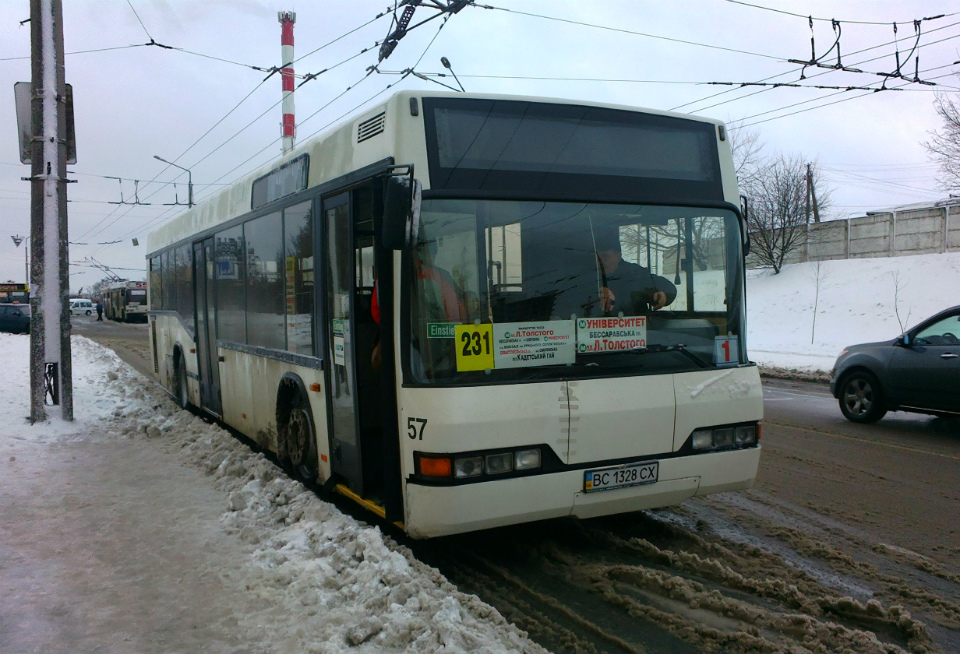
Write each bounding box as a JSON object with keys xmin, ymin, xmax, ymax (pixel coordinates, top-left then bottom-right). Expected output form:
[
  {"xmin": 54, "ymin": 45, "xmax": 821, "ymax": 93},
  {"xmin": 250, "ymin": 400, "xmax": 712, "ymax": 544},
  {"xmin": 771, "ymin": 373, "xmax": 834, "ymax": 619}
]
[
  {"xmin": 691, "ymin": 429, "xmax": 714, "ymax": 450},
  {"xmin": 714, "ymin": 428, "xmax": 735, "ymax": 448},
  {"xmin": 415, "ymin": 447, "xmax": 544, "ymax": 483},
  {"xmin": 735, "ymin": 425, "xmax": 757, "ymax": 444},
  {"xmin": 485, "ymin": 452, "xmax": 514, "ymax": 475},
  {"xmin": 514, "ymin": 448, "xmax": 541, "ymax": 470},
  {"xmin": 454, "ymin": 456, "xmax": 483, "ymax": 478},
  {"xmin": 691, "ymin": 423, "xmax": 759, "ymax": 450}
]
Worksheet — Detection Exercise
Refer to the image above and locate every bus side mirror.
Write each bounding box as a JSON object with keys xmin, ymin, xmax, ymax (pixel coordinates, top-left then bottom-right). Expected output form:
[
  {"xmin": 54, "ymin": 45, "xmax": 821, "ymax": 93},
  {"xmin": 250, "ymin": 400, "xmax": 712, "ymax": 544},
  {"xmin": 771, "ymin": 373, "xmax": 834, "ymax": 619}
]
[{"xmin": 382, "ymin": 174, "xmax": 421, "ymax": 250}]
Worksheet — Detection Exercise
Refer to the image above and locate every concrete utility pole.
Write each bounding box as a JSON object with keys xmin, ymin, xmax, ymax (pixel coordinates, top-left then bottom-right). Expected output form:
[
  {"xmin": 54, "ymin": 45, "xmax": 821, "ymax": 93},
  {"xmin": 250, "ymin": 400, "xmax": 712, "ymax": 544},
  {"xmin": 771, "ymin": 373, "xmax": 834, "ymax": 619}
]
[
  {"xmin": 806, "ymin": 163, "xmax": 820, "ymax": 223},
  {"xmin": 28, "ymin": 0, "xmax": 73, "ymax": 422},
  {"xmin": 279, "ymin": 11, "xmax": 296, "ymax": 154}
]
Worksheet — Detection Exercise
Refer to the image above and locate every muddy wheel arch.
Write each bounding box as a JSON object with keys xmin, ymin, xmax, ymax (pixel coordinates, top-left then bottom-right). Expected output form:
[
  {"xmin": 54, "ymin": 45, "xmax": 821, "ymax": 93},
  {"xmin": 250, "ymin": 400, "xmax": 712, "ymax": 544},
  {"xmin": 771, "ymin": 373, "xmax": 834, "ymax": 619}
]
[{"xmin": 275, "ymin": 373, "xmax": 322, "ymax": 484}]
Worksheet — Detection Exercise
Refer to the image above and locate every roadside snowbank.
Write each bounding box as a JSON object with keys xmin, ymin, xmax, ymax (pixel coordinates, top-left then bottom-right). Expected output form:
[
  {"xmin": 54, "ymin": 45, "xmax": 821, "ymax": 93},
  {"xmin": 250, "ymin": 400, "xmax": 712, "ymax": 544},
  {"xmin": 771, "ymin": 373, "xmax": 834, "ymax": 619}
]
[
  {"xmin": 0, "ymin": 333, "xmax": 545, "ymax": 654},
  {"xmin": 747, "ymin": 252, "xmax": 960, "ymax": 373}
]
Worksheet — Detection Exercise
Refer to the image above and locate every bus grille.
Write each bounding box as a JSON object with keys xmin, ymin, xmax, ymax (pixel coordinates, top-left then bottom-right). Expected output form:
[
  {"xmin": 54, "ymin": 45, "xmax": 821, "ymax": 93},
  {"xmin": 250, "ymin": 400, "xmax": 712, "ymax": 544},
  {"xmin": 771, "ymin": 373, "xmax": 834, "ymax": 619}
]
[{"xmin": 357, "ymin": 112, "xmax": 386, "ymax": 143}]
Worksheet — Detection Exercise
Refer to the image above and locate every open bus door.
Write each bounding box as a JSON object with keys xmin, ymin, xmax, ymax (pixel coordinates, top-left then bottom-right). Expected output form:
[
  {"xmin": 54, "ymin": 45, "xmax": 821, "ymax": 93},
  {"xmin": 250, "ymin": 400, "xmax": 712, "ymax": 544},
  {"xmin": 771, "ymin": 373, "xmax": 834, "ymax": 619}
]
[
  {"xmin": 322, "ymin": 191, "xmax": 366, "ymax": 497},
  {"xmin": 321, "ymin": 182, "xmax": 401, "ymax": 517}
]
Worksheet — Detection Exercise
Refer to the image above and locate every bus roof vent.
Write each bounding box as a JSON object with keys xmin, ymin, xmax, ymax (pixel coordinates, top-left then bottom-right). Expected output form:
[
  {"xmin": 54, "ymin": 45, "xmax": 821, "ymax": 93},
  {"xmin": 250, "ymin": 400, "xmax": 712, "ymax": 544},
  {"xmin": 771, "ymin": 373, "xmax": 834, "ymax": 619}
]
[{"xmin": 357, "ymin": 112, "xmax": 386, "ymax": 143}]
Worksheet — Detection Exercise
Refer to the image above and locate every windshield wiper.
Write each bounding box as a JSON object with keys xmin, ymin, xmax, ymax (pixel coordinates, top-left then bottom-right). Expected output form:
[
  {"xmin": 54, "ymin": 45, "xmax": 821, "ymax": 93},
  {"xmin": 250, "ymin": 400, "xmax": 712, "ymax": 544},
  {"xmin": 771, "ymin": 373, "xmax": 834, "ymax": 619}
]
[{"xmin": 630, "ymin": 343, "xmax": 713, "ymax": 369}]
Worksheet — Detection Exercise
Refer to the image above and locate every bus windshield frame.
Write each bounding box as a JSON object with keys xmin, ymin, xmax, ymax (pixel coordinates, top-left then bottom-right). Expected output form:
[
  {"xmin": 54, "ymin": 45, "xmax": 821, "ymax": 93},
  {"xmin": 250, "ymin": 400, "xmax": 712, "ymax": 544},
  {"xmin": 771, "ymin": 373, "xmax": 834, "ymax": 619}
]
[{"xmin": 402, "ymin": 199, "xmax": 746, "ymax": 387}]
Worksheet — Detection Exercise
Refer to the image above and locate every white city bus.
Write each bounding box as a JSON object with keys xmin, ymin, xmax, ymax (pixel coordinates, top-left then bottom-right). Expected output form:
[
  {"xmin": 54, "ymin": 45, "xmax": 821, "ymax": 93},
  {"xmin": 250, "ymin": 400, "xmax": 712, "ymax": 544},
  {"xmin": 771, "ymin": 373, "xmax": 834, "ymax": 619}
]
[{"xmin": 147, "ymin": 92, "xmax": 761, "ymax": 538}]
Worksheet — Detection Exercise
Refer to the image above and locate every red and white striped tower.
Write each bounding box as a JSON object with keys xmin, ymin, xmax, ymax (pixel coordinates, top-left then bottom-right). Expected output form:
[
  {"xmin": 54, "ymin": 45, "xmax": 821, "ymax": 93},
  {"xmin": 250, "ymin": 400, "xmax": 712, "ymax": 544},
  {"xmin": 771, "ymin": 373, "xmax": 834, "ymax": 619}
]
[{"xmin": 278, "ymin": 11, "xmax": 296, "ymax": 154}]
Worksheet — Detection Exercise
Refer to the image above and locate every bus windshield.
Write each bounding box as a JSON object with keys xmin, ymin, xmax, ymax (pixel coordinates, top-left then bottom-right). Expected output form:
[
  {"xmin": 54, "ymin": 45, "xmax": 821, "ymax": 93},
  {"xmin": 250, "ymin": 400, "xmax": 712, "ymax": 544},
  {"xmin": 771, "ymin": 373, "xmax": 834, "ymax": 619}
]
[{"xmin": 407, "ymin": 200, "xmax": 745, "ymax": 384}]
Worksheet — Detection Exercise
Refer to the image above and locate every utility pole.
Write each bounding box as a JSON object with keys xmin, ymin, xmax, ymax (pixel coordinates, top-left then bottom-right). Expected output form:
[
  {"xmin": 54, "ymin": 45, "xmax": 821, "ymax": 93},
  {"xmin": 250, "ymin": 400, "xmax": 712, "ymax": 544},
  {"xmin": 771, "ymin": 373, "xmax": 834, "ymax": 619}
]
[
  {"xmin": 28, "ymin": 0, "xmax": 72, "ymax": 422},
  {"xmin": 806, "ymin": 163, "xmax": 820, "ymax": 223}
]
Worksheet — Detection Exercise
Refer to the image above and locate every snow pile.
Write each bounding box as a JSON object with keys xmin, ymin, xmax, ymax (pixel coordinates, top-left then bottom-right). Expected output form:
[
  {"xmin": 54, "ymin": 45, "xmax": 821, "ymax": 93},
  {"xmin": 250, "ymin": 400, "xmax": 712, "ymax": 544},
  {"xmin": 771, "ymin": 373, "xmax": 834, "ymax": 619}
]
[
  {"xmin": 0, "ymin": 333, "xmax": 132, "ymax": 441},
  {"xmin": 0, "ymin": 333, "xmax": 545, "ymax": 654},
  {"xmin": 747, "ymin": 252, "xmax": 960, "ymax": 373}
]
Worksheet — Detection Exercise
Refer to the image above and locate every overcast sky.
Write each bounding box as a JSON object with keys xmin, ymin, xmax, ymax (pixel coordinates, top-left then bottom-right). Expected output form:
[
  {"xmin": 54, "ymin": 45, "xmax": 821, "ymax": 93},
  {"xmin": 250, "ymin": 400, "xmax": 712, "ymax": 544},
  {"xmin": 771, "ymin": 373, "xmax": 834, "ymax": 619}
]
[{"xmin": 2, "ymin": 0, "xmax": 958, "ymax": 291}]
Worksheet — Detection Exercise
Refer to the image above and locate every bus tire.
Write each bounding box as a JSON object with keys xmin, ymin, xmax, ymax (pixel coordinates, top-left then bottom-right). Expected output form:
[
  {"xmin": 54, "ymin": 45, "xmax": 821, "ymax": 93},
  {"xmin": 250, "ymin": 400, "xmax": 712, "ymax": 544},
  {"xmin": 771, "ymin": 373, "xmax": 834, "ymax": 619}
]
[
  {"xmin": 175, "ymin": 353, "xmax": 190, "ymax": 410},
  {"xmin": 284, "ymin": 392, "xmax": 318, "ymax": 485}
]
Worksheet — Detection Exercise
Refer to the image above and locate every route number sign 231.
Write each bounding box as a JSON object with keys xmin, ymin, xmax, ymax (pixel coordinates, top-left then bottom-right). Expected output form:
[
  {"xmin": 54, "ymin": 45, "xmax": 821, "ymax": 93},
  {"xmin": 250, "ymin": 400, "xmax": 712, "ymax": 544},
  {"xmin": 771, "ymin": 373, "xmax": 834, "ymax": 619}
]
[{"xmin": 455, "ymin": 324, "xmax": 494, "ymax": 371}]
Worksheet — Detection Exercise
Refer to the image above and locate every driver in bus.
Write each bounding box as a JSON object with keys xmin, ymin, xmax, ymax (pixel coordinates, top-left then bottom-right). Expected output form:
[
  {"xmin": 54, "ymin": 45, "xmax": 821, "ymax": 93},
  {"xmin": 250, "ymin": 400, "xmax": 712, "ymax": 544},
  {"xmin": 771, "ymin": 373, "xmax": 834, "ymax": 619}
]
[{"xmin": 594, "ymin": 227, "xmax": 677, "ymax": 315}]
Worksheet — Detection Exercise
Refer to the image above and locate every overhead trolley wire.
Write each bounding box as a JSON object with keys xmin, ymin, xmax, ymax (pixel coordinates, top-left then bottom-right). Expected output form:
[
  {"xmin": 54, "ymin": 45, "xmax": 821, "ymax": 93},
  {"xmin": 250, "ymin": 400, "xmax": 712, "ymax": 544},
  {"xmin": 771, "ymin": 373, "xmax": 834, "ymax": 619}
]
[
  {"xmin": 404, "ymin": 71, "xmax": 947, "ymax": 92},
  {"xmin": 108, "ymin": 20, "xmax": 446, "ymax": 248},
  {"xmin": 124, "ymin": 0, "xmax": 154, "ymax": 41},
  {"xmin": 104, "ymin": 69, "xmax": 385, "ymax": 248},
  {"xmin": 292, "ymin": 5, "xmax": 393, "ymax": 65},
  {"xmin": 737, "ymin": 69, "xmax": 959, "ymax": 128},
  {"xmin": 824, "ymin": 169, "xmax": 941, "ymax": 194},
  {"xmin": 734, "ymin": 59, "xmax": 960, "ymax": 122},
  {"xmin": 71, "ymin": 77, "xmax": 274, "ymax": 243},
  {"xmin": 78, "ymin": 35, "xmax": 386, "ymax": 245},
  {"xmin": 719, "ymin": 0, "xmax": 957, "ymax": 26},
  {"xmin": 77, "ymin": 7, "xmax": 398, "ymax": 244},
  {"xmin": 90, "ymin": 7, "xmax": 460, "ymax": 249},
  {"xmin": 473, "ymin": 2, "xmax": 789, "ymax": 62},
  {"xmin": 671, "ymin": 18, "xmax": 960, "ymax": 112},
  {"xmin": 675, "ymin": 21, "xmax": 960, "ymax": 114},
  {"xmin": 210, "ymin": 13, "xmax": 451, "ymax": 199}
]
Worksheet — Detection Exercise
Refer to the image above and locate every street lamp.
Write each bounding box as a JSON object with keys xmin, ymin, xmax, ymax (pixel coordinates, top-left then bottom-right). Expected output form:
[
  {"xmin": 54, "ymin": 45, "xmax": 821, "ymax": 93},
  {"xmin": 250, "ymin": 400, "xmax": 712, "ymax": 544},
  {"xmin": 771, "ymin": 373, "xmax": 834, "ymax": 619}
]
[
  {"xmin": 440, "ymin": 57, "xmax": 465, "ymax": 92},
  {"xmin": 153, "ymin": 155, "xmax": 193, "ymax": 207},
  {"xmin": 11, "ymin": 234, "xmax": 28, "ymax": 283}
]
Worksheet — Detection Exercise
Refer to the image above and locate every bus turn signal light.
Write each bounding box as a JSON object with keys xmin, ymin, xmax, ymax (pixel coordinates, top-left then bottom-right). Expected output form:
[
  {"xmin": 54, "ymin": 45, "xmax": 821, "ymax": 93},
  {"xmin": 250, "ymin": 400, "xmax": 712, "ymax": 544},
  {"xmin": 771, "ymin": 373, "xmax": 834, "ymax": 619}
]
[{"xmin": 418, "ymin": 455, "xmax": 452, "ymax": 477}]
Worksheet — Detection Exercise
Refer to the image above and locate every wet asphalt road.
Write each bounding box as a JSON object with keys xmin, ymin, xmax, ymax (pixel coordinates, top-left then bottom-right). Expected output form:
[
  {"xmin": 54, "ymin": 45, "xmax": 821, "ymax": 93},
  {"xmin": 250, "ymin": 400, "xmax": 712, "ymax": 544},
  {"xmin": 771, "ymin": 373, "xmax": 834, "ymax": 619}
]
[{"xmin": 762, "ymin": 376, "xmax": 960, "ymax": 457}]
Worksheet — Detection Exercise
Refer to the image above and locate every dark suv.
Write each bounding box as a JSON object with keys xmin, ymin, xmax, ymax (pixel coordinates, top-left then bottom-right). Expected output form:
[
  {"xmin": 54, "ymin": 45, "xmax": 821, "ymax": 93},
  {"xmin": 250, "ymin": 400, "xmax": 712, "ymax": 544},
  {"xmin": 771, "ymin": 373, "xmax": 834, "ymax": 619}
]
[
  {"xmin": 830, "ymin": 306, "xmax": 960, "ymax": 423},
  {"xmin": 0, "ymin": 303, "xmax": 31, "ymax": 334}
]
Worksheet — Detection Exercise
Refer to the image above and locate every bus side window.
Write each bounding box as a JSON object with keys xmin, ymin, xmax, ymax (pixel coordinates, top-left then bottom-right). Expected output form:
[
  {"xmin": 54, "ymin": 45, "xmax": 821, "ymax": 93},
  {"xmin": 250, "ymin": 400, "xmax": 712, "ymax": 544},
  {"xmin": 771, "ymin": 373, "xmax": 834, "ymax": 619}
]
[{"xmin": 284, "ymin": 201, "xmax": 314, "ymax": 356}]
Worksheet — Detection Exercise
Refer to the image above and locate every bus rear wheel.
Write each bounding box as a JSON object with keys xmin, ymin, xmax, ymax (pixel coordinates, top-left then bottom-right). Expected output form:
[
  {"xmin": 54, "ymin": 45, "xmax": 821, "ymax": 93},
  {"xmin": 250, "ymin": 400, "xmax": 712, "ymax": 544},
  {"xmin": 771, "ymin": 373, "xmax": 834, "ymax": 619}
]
[{"xmin": 285, "ymin": 393, "xmax": 318, "ymax": 485}]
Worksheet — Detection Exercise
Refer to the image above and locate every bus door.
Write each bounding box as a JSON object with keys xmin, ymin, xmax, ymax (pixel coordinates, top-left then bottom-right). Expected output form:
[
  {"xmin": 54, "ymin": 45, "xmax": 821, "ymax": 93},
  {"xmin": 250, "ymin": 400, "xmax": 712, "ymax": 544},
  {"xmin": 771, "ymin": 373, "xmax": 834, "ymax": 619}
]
[
  {"xmin": 322, "ymin": 192, "xmax": 365, "ymax": 495},
  {"xmin": 193, "ymin": 238, "xmax": 222, "ymax": 416}
]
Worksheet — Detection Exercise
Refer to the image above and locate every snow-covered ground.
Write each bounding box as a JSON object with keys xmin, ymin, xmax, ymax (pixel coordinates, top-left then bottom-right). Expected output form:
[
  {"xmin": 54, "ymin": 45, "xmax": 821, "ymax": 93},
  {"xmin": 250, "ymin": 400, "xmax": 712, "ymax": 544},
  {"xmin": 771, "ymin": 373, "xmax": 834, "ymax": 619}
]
[
  {"xmin": 0, "ymin": 334, "xmax": 545, "ymax": 654},
  {"xmin": 747, "ymin": 251, "xmax": 960, "ymax": 373}
]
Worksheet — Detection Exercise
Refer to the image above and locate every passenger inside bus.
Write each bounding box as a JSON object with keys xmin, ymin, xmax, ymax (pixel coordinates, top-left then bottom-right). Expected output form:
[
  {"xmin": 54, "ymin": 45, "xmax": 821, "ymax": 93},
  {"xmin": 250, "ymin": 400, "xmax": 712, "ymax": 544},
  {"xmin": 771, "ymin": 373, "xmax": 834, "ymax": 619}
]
[{"xmin": 593, "ymin": 226, "xmax": 677, "ymax": 315}]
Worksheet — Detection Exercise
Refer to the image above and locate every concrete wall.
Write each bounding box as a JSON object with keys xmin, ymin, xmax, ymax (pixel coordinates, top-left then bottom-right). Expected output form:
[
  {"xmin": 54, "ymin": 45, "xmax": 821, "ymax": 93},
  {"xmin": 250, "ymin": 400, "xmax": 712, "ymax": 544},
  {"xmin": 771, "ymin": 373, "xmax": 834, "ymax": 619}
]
[{"xmin": 748, "ymin": 204, "xmax": 960, "ymax": 268}]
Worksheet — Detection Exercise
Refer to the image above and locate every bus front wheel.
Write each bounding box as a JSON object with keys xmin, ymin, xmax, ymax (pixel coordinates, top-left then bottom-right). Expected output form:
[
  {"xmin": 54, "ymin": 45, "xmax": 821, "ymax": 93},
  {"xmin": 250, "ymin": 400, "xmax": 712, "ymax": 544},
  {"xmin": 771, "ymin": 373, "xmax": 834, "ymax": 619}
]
[{"xmin": 285, "ymin": 393, "xmax": 318, "ymax": 485}]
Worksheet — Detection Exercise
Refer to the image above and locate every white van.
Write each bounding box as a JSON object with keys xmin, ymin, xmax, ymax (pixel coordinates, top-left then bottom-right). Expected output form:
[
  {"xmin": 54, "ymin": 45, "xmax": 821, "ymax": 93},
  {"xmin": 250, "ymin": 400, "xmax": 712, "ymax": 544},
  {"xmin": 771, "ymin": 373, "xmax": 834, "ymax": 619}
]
[{"xmin": 69, "ymin": 298, "xmax": 94, "ymax": 316}]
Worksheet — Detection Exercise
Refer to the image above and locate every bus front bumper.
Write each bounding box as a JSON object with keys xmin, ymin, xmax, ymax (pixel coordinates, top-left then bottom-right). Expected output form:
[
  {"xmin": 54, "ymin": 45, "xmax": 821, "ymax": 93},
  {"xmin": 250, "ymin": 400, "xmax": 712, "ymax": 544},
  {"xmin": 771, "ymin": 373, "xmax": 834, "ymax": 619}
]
[{"xmin": 403, "ymin": 446, "xmax": 760, "ymax": 538}]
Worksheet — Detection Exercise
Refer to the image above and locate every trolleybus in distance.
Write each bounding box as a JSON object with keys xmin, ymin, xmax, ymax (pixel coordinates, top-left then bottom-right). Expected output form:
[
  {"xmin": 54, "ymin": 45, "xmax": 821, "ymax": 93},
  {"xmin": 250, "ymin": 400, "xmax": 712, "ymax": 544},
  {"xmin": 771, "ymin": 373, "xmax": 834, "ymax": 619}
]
[
  {"xmin": 105, "ymin": 280, "xmax": 148, "ymax": 323},
  {"xmin": 0, "ymin": 282, "xmax": 29, "ymax": 305},
  {"xmin": 147, "ymin": 91, "xmax": 761, "ymax": 538}
]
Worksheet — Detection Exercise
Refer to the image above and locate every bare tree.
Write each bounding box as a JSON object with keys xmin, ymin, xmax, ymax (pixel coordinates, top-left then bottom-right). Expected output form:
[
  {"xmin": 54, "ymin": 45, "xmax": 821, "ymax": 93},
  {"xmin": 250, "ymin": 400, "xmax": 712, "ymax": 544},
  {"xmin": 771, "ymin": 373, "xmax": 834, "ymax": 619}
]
[
  {"xmin": 924, "ymin": 93, "xmax": 960, "ymax": 192},
  {"xmin": 810, "ymin": 260, "xmax": 828, "ymax": 344},
  {"xmin": 729, "ymin": 124, "xmax": 765, "ymax": 189},
  {"xmin": 743, "ymin": 155, "xmax": 830, "ymax": 273},
  {"xmin": 890, "ymin": 270, "xmax": 912, "ymax": 335}
]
